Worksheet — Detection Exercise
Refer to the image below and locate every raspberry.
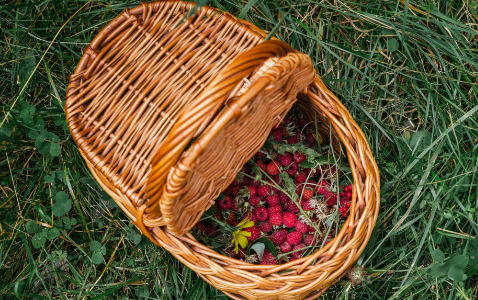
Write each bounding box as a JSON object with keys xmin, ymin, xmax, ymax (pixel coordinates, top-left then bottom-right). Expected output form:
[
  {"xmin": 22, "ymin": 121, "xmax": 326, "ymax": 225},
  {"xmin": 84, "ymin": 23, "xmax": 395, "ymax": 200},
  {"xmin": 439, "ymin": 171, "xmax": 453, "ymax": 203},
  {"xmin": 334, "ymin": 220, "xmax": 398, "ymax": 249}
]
[
  {"xmin": 266, "ymin": 194, "xmax": 279, "ymax": 207},
  {"xmin": 243, "ymin": 226, "xmax": 261, "ymax": 242},
  {"xmin": 295, "ymin": 221, "xmax": 308, "ymax": 234},
  {"xmin": 298, "ymin": 118, "xmax": 308, "ymax": 128},
  {"xmin": 280, "ymin": 242, "xmax": 291, "ymax": 253},
  {"xmin": 279, "ymin": 192, "xmax": 290, "ymax": 204},
  {"xmin": 288, "ymin": 136, "xmax": 299, "ymax": 144},
  {"xmin": 301, "ymin": 200, "xmax": 314, "ymax": 211},
  {"xmin": 346, "ymin": 191, "xmax": 352, "ymax": 198},
  {"xmin": 308, "ymin": 225, "xmax": 315, "ymax": 233},
  {"xmin": 278, "ymin": 153, "xmax": 292, "ymax": 166},
  {"xmin": 301, "ymin": 188, "xmax": 314, "ymax": 200},
  {"xmin": 286, "ymin": 200, "xmax": 300, "ymax": 213},
  {"xmin": 286, "ymin": 231, "xmax": 302, "ymax": 245},
  {"xmin": 324, "ymin": 190, "xmax": 336, "ymax": 201},
  {"xmin": 269, "ymin": 213, "xmax": 283, "ymax": 226},
  {"xmin": 326, "ymin": 194, "xmax": 338, "ymax": 206},
  {"xmin": 283, "ymin": 212, "xmax": 297, "ymax": 228},
  {"xmin": 215, "ymin": 206, "xmax": 222, "ymax": 220},
  {"xmin": 304, "ymin": 234, "xmax": 316, "ymax": 246},
  {"xmin": 246, "ymin": 185, "xmax": 257, "ymax": 197},
  {"xmin": 195, "ymin": 221, "xmax": 205, "ymax": 232},
  {"xmin": 267, "ymin": 205, "xmax": 282, "ymax": 216},
  {"xmin": 251, "ymin": 179, "xmax": 260, "ymax": 186},
  {"xmin": 204, "ymin": 226, "xmax": 217, "ymax": 237},
  {"xmin": 270, "ymin": 129, "xmax": 282, "ymax": 142},
  {"xmin": 295, "ymin": 173, "xmax": 306, "ymax": 184},
  {"xmin": 217, "ymin": 196, "xmax": 232, "ymax": 210},
  {"xmin": 232, "ymin": 179, "xmax": 241, "ymax": 186},
  {"xmin": 292, "ymin": 243, "xmax": 306, "ymax": 258},
  {"xmin": 230, "ymin": 201, "xmax": 238, "ymax": 211},
  {"xmin": 340, "ymin": 191, "xmax": 346, "ymax": 197},
  {"xmin": 230, "ymin": 185, "xmax": 241, "ymax": 196},
  {"xmin": 305, "ymin": 179, "xmax": 316, "ymax": 189},
  {"xmin": 256, "ymin": 160, "xmax": 266, "ymax": 172},
  {"xmin": 316, "ymin": 180, "xmax": 330, "ymax": 194},
  {"xmin": 339, "ymin": 207, "xmax": 348, "ymax": 214},
  {"xmin": 225, "ymin": 211, "xmax": 235, "ymax": 224},
  {"xmin": 242, "ymin": 164, "xmax": 252, "ymax": 174},
  {"xmin": 306, "ymin": 133, "xmax": 315, "ymax": 144},
  {"xmin": 249, "ymin": 196, "xmax": 261, "ymax": 207},
  {"xmin": 260, "ymin": 222, "xmax": 272, "ymax": 233},
  {"xmin": 266, "ymin": 161, "xmax": 281, "ymax": 176},
  {"xmin": 256, "ymin": 152, "xmax": 267, "ymax": 158},
  {"xmin": 293, "ymin": 152, "xmax": 306, "ymax": 163},
  {"xmin": 272, "ymin": 229, "xmax": 288, "ymax": 245},
  {"xmin": 258, "ymin": 185, "xmax": 271, "ymax": 197},
  {"xmin": 238, "ymin": 248, "xmax": 247, "ymax": 259},
  {"xmin": 260, "ymin": 250, "xmax": 278, "ymax": 265},
  {"xmin": 286, "ymin": 162, "xmax": 298, "ymax": 176},
  {"xmin": 254, "ymin": 207, "xmax": 269, "ymax": 222}
]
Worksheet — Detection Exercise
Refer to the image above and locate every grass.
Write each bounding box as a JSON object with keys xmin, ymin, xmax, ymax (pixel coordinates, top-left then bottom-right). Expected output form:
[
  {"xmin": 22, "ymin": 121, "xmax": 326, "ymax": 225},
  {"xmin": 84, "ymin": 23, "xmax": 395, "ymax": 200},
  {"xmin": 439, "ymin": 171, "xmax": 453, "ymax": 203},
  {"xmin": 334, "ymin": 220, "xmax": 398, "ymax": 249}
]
[{"xmin": 1, "ymin": 0, "xmax": 477, "ymax": 299}]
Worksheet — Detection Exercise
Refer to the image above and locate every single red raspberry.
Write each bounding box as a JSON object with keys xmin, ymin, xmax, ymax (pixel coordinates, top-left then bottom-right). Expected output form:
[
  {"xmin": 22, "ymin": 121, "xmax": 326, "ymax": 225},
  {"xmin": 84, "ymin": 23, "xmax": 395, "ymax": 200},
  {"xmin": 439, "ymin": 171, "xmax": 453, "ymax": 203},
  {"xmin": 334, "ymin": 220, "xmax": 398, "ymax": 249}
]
[
  {"xmin": 316, "ymin": 180, "xmax": 330, "ymax": 194},
  {"xmin": 266, "ymin": 161, "xmax": 280, "ymax": 176},
  {"xmin": 305, "ymin": 179, "xmax": 316, "ymax": 189},
  {"xmin": 301, "ymin": 200, "xmax": 314, "ymax": 211},
  {"xmin": 260, "ymin": 250, "xmax": 278, "ymax": 265},
  {"xmin": 270, "ymin": 129, "xmax": 282, "ymax": 142},
  {"xmin": 217, "ymin": 196, "xmax": 232, "ymax": 210},
  {"xmin": 232, "ymin": 179, "xmax": 241, "ymax": 186},
  {"xmin": 286, "ymin": 200, "xmax": 300, "ymax": 213},
  {"xmin": 260, "ymin": 222, "xmax": 272, "ymax": 233},
  {"xmin": 308, "ymin": 225, "xmax": 315, "ymax": 233},
  {"xmin": 286, "ymin": 162, "xmax": 298, "ymax": 176},
  {"xmin": 215, "ymin": 206, "xmax": 222, "ymax": 220},
  {"xmin": 326, "ymin": 194, "xmax": 338, "ymax": 207},
  {"xmin": 225, "ymin": 211, "xmax": 236, "ymax": 224},
  {"xmin": 293, "ymin": 152, "xmax": 306, "ymax": 163},
  {"xmin": 258, "ymin": 185, "xmax": 271, "ymax": 197},
  {"xmin": 288, "ymin": 136, "xmax": 299, "ymax": 144},
  {"xmin": 243, "ymin": 226, "xmax": 261, "ymax": 242},
  {"xmin": 246, "ymin": 185, "xmax": 257, "ymax": 197},
  {"xmin": 204, "ymin": 226, "xmax": 217, "ymax": 237},
  {"xmin": 304, "ymin": 234, "xmax": 316, "ymax": 246},
  {"xmin": 280, "ymin": 242, "xmax": 292, "ymax": 253},
  {"xmin": 251, "ymin": 179, "xmax": 260, "ymax": 186},
  {"xmin": 301, "ymin": 188, "xmax": 314, "ymax": 201},
  {"xmin": 295, "ymin": 221, "xmax": 308, "ymax": 234},
  {"xmin": 266, "ymin": 194, "xmax": 280, "ymax": 207},
  {"xmin": 256, "ymin": 160, "xmax": 266, "ymax": 172},
  {"xmin": 286, "ymin": 231, "xmax": 302, "ymax": 245},
  {"xmin": 269, "ymin": 213, "xmax": 283, "ymax": 226},
  {"xmin": 195, "ymin": 221, "xmax": 205, "ymax": 232},
  {"xmin": 295, "ymin": 173, "xmax": 306, "ymax": 184},
  {"xmin": 249, "ymin": 196, "xmax": 261, "ymax": 207},
  {"xmin": 267, "ymin": 205, "xmax": 282, "ymax": 216},
  {"xmin": 230, "ymin": 201, "xmax": 238, "ymax": 211},
  {"xmin": 272, "ymin": 229, "xmax": 288, "ymax": 245},
  {"xmin": 254, "ymin": 207, "xmax": 269, "ymax": 222},
  {"xmin": 278, "ymin": 153, "xmax": 292, "ymax": 166},
  {"xmin": 298, "ymin": 118, "xmax": 308, "ymax": 128},
  {"xmin": 230, "ymin": 185, "xmax": 241, "ymax": 196},
  {"xmin": 340, "ymin": 191, "xmax": 346, "ymax": 197},
  {"xmin": 279, "ymin": 192, "xmax": 290, "ymax": 204},
  {"xmin": 346, "ymin": 191, "xmax": 352, "ymax": 198},
  {"xmin": 283, "ymin": 212, "xmax": 297, "ymax": 228},
  {"xmin": 292, "ymin": 242, "xmax": 306, "ymax": 258}
]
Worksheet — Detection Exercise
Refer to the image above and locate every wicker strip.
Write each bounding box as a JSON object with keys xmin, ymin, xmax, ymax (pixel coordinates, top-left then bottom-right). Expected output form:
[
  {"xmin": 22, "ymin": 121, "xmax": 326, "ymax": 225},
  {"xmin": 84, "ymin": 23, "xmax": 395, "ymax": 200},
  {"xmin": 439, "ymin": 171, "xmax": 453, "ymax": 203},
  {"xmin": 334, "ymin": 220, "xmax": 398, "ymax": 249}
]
[{"xmin": 66, "ymin": 2, "xmax": 380, "ymax": 299}]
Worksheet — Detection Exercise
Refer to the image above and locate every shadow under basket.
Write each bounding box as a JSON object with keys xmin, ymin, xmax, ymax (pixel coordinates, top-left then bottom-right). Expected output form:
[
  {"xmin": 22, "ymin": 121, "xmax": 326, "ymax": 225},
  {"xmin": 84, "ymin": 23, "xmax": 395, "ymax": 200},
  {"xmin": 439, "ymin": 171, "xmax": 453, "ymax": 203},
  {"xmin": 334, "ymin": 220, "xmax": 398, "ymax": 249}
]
[{"xmin": 66, "ymin": 1, "xmax": 380, "ymax": 299}]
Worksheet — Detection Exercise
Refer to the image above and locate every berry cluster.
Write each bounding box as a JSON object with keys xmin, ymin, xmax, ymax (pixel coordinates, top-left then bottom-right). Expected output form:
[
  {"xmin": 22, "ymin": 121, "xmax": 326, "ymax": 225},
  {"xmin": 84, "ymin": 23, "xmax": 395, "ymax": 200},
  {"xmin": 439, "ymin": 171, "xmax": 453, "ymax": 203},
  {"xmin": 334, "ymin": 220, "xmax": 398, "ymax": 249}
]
[{"xmin": 193, "ymin": 110, "xmax": 353, "ymax": 265}]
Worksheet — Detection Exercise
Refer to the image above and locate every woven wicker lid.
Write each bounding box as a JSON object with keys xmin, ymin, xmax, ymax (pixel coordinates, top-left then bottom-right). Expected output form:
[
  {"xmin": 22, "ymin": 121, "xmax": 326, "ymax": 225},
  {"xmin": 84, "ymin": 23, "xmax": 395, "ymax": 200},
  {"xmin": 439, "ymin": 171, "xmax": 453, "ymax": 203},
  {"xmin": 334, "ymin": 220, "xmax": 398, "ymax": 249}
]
[{"xmin": 145, "ymin": 41, "xmax": 316, "ymax": 235}]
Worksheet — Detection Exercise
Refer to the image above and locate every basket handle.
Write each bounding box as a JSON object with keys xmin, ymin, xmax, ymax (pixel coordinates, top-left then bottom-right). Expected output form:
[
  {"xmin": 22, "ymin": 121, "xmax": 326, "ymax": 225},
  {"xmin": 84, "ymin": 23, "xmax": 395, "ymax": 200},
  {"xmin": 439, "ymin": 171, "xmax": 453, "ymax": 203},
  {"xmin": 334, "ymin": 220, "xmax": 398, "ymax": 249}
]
[{"xmin": 144, "ymin": 40, "xmax": 295, "ymax": 217}]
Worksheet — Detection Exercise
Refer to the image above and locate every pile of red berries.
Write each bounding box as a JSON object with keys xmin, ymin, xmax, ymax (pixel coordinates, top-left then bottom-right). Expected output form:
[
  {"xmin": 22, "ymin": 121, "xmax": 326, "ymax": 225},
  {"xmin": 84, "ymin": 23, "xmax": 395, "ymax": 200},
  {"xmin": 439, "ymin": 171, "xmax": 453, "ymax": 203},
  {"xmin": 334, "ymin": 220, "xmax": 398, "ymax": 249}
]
[{"xmin": 193, "ymin": 110, "xmax": 353, "ymax": 265}]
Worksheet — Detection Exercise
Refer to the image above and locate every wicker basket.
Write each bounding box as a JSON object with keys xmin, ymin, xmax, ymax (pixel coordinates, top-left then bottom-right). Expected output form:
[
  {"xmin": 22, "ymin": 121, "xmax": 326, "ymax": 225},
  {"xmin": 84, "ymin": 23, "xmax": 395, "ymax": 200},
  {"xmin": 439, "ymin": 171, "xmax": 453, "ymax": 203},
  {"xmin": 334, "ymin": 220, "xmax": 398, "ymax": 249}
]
[{"xmin": 66, "ymin": 1, "xmax": 380, "ymax": 299}]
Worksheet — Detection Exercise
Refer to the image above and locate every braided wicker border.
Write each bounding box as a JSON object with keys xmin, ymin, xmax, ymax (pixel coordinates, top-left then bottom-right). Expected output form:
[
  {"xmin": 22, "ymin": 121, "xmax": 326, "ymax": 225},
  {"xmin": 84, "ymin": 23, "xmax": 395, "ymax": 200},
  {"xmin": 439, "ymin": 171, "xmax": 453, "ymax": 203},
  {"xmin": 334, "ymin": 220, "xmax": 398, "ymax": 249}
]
[{"xmin": 66, "ymin": 2, "xmax": 380, "ymax": 299}]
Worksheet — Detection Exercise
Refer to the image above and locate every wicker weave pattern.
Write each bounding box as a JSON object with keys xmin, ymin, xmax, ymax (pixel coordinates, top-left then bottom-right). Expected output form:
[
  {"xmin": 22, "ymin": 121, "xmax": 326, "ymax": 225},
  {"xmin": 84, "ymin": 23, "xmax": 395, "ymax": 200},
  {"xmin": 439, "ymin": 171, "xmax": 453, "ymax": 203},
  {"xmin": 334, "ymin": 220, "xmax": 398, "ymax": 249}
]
[
  {"xmin": 66, "ymin": 2, "xmax": 380, "ymax": 299},
  {"xmin": 146, "ymin": 41, "xmax": 316, "ymax": 235}
]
